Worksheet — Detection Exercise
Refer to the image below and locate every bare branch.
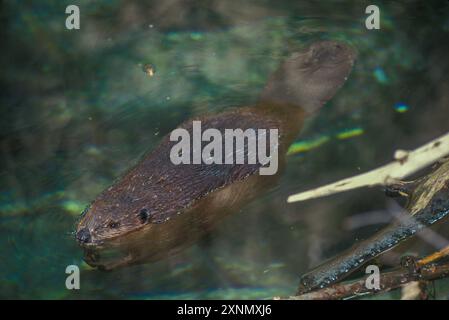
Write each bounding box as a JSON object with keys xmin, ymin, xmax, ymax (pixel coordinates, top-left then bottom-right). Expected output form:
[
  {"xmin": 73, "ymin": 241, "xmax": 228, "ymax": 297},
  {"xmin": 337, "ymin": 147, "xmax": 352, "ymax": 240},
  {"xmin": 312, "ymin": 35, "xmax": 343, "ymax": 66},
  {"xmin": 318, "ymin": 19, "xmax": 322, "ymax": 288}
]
[{"xmin": 287, "ymin": 132, "xmax": 449, "ymax": 203}]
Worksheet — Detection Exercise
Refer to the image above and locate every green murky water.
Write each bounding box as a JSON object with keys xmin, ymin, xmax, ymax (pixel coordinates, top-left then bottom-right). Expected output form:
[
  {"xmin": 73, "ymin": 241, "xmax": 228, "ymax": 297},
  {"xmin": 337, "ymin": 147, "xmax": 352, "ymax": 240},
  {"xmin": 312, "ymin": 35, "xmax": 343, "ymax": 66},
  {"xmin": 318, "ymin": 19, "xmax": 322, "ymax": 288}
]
[{"xmin": 1, "ymin": 0, "xmax": 449, "ymax": 299}]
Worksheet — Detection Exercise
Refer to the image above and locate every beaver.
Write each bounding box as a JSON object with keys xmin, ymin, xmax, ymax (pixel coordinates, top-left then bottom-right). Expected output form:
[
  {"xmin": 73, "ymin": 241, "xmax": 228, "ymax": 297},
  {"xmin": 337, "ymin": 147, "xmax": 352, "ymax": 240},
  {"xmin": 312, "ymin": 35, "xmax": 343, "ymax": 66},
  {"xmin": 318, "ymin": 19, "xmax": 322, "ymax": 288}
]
[{"xmin": 75, "ymin": 40, "xmax": 356, "ymax": 270}]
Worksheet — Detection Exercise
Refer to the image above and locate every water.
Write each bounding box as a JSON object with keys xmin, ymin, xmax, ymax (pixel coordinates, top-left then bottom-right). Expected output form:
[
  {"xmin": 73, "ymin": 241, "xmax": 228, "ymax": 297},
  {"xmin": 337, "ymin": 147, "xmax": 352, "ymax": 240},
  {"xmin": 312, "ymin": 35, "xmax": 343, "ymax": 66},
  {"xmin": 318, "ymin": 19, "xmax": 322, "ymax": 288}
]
[{"xmin": 1, "ymin": 0, "xmax": 449, "ymax": 299}]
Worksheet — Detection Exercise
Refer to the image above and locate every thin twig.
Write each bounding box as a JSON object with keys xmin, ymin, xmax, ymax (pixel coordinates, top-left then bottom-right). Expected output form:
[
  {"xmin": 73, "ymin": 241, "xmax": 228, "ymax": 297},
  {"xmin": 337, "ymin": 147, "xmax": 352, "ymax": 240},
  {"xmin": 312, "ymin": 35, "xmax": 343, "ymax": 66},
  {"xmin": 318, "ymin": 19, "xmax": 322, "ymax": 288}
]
[{"xmin": 417, "ymin": 245, "xmax": 449, "ymax": 267}]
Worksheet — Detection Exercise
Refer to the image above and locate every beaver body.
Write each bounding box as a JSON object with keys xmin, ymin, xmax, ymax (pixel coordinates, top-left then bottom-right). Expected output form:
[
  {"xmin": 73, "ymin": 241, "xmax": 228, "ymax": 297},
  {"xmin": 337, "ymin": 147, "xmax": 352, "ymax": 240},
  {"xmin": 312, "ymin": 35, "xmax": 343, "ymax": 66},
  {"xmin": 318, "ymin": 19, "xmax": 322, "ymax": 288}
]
[{"xmin": 76, "ymin": 41, "xmax": 356, "ymax": 270}]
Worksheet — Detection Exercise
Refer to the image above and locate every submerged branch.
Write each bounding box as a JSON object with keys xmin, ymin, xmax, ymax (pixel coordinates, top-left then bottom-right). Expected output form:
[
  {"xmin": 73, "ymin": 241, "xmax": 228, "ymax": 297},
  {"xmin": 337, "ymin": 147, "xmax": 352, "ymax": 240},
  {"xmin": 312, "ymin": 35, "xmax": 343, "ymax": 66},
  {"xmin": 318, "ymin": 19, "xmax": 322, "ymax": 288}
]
[
  {"xmin": 296, "ymin": 159, "xmax": 449, "ymax": 294},
  {"xmin": 282, "ymin": 261, "xmax": 449, "ymax": 300}
]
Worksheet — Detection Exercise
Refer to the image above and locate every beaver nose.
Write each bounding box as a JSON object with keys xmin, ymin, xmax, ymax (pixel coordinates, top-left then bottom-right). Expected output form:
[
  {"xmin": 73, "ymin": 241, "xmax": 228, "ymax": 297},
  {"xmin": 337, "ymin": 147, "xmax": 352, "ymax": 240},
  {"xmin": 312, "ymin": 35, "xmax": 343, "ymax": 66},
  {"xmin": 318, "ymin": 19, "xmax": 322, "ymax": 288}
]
[{"xmin": 76, "ymin": 228, "xmax": 91, "ymax": 244}]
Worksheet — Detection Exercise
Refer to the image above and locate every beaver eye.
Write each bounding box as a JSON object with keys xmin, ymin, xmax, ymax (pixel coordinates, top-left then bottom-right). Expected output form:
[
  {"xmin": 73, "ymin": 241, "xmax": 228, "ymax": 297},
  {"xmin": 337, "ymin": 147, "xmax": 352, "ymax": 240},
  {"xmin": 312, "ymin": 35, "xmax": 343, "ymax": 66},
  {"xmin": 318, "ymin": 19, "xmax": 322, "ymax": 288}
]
[
  {"xmin": 108, "ymin": 221, "xmax": 120, "ymax": 229},
  {"xmin": 138, "ymin": 208, "xmax": 151, "ymax": 224}
]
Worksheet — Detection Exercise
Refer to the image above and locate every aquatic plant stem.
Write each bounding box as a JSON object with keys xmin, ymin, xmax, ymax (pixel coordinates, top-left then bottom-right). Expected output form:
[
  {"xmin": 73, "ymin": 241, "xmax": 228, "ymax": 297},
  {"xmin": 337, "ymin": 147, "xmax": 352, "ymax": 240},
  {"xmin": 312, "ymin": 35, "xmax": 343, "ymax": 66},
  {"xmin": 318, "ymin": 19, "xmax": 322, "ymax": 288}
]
[{"xmin": 287, "ymin": 132, "xmax": 449, "ymax": 203}]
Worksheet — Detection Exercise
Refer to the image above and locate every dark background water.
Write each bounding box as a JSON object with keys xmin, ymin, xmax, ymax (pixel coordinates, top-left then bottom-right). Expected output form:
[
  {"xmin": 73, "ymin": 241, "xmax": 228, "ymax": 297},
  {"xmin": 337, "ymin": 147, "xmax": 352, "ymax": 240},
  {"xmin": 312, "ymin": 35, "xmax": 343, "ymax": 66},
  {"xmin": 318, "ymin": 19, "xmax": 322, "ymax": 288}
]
[{"xmin": 1, "ymin": 0, "xmax": 449, "ymax": 299}]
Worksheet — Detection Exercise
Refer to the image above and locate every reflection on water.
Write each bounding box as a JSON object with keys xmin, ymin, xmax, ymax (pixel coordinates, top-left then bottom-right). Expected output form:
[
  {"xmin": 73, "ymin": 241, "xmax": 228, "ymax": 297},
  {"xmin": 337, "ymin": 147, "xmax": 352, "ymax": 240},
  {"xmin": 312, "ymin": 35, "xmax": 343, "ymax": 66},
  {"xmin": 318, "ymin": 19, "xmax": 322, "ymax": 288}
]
[{"xmin": 1, "ymin": 0, "xmax": 449, "ymax": 299}]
